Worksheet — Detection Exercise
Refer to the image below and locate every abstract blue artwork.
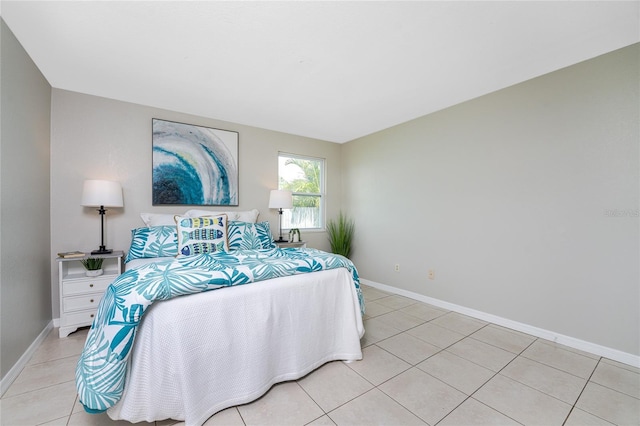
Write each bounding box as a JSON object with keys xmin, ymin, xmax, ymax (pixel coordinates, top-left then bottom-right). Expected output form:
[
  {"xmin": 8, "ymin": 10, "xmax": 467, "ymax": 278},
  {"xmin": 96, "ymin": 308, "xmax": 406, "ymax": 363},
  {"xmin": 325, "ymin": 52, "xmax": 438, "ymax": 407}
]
[{"xmin": 152, "ymin": 119, "xmax": 238, "ymax": 205}]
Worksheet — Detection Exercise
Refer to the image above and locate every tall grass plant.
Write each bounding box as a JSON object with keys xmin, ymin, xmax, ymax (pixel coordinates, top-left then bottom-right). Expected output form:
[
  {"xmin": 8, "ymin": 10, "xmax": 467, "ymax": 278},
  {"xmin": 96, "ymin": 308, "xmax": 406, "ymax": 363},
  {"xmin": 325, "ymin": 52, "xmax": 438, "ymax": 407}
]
[{"xmin": 326, "ymin": 211, "xmax": 355, "ymax": 258}]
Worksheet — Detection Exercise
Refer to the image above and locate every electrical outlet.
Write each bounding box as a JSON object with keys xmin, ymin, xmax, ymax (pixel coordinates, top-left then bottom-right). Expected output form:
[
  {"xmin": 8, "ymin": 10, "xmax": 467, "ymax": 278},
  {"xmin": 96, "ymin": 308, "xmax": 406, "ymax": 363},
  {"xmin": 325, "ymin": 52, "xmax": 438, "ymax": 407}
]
[
  {"xmin": 428, "ymin": 269, "xmax": 435, "ymax": 280},
  {"xmin": 394, "ymin": 264, "xmax": 400, "ymax": 272}
]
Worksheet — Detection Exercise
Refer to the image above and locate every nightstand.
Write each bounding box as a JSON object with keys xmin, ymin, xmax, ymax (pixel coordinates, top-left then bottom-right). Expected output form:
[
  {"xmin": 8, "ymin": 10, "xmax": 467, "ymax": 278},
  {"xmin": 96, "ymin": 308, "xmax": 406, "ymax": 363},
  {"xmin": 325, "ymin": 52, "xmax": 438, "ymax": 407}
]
[
  {"xmin": 274, "ymin": 241, "xmax": 307, "ymax": 249},
  {"xmin": 57, "ymin": 251, "xmax": 123, "ymax": 338}
]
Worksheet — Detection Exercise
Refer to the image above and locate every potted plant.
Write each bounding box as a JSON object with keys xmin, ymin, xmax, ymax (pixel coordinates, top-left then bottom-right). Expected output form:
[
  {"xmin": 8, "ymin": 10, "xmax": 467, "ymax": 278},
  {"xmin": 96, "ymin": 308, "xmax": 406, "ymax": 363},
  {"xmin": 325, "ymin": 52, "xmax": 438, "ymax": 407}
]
[
  {"xmin": 326, "ymin": 211, "xmax": 355, "ymax": 258},
  {"xmin": 81, "ymin": 257, "xmax": 104, "ymax": 277},
  {"xmin": 289, "ymin": 228, "xmax": 301, "ymax": 242}
]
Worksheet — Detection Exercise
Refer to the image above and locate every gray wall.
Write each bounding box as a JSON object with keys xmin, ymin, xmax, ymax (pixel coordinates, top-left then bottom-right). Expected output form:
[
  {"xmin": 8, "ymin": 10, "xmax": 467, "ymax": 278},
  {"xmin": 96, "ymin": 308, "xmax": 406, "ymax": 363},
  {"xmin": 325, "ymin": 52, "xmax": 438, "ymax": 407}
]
[
  {"xmin": 342, "ymin": 44, "xmax": 639, "ymax": 356},
  {"xmin": 0, "ymin": 19, "xmax": 52, "ymax": 378},
  {"xmin": 49, "ymin": 89, "xmax": 342, "ymax": 318}
]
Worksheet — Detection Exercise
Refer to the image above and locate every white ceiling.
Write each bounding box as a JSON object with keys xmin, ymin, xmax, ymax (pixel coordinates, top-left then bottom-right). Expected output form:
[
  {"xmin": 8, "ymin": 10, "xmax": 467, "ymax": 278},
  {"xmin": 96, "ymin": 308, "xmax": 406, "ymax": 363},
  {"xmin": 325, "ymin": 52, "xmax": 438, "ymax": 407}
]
[{"xmin": 2, "ymin": 1, "xmax": 638, "ymax": 143}]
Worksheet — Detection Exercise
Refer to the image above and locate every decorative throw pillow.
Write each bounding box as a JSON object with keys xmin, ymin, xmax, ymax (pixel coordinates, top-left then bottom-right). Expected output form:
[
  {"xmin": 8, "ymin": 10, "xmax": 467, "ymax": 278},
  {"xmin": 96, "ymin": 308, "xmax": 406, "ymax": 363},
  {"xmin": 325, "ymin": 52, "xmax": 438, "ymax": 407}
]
[
  {"xmin": 175, "ymin": 214, "xmax": 228, "ymax": 256},
  {"xmin": 228, "ymin": 221, "xmax": 275, "ymax": 250},
  {"xmin": 125, "ymin": 226, "xmax": 179, "ymax": 262}
]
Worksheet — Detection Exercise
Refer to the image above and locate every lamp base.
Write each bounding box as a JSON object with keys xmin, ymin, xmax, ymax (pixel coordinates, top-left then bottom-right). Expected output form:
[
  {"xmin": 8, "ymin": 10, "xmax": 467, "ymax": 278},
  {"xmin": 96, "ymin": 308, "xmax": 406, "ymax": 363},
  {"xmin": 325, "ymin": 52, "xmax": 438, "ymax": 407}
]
[
  {"xmin": 91, "ymin": 248, "xmax": 113, "ymax": 255},
  {"xmin": 274, "ymin": 237, "xmax": 288, "ymax": 243}
]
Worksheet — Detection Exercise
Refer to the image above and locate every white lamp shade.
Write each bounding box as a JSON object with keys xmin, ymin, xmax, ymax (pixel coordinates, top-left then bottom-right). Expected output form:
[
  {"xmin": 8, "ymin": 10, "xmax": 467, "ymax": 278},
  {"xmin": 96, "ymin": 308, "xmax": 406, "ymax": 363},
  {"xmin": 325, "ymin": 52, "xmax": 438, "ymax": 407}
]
[
  {"xmin": 81, "ymin": 180, "xmax": 124, "ymax": 207},
  {"xmin": 268, "ymin": 189, "xmax": 293, "ymax": 209}
]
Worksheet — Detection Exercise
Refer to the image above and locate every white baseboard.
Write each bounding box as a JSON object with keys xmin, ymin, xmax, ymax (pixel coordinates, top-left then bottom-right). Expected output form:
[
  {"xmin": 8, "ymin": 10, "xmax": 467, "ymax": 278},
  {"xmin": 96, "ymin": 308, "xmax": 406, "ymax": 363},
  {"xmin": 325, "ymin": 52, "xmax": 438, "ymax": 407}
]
[
  {"xmin": 361, "ymin": 279, "xmax": 640, "ymax": 368},
  {"xmin": 0, "ymin": 321, "xmax": 54, "ymax": 396}
]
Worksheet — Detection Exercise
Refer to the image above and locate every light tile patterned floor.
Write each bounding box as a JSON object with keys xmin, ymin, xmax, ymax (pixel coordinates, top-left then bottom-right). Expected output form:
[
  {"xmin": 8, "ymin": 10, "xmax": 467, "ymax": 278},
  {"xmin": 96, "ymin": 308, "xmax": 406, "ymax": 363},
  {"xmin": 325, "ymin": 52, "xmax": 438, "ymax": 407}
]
[{"xmin": 1, "ymin": 284, "xmax": 638, "ymax": 425}]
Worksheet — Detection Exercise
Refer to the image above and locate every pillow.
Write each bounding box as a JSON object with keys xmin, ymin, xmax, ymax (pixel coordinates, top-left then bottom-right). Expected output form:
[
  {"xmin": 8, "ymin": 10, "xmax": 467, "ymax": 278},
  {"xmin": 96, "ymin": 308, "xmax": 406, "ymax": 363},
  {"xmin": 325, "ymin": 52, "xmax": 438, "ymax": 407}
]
[
  {"xmin": 140, "ymin": 212, "xmax": 184, "ymax": 227},
  {"xmin": 185, "ymin": 209, "xmax": 260, "ymax": 223},
  {"xmin": 228, "ymin": 221, "xmax": 275, "ymax": 250},
  {"xmin": 175, "ymin": 214, "xmax": 229, "ymax": 256},
  {"xmin": 125, "ymin": 226, "xmax": 178, "ymax": 262}
]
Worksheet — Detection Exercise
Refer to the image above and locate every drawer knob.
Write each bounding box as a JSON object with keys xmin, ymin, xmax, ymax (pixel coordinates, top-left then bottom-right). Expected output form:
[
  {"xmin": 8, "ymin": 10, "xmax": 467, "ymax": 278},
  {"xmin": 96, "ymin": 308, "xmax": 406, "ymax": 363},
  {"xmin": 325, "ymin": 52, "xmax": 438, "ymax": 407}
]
[
  {"xmin": 90, "ymin": 299, "xmax": 94, "ymax": 303},
  {"xmin": 89, "ymin": 284, "xmax": 94, "ymax": 288},
  {"xmin": 90, "ymin": 314, "xmax": 94, "ymax": 318}
]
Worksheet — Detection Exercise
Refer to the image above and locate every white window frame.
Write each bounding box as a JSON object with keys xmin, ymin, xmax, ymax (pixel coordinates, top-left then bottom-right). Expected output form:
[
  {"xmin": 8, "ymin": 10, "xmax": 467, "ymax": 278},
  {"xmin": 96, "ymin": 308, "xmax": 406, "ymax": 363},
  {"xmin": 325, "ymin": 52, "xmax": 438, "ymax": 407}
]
[{"xmin": 278, "ymin": 152, "xmax": 325, "ymax": 231}]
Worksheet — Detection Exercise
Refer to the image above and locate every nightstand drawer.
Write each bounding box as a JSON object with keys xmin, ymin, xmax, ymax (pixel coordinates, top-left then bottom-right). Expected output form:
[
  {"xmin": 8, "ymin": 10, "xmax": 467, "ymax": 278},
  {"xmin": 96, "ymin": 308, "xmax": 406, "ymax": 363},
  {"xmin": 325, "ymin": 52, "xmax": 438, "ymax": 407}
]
[
  {"xmin": 62, "ymin": 277, "xmax": 111, "ymax": 297},
  {"xmin": 60, "ymin": 309, "xmax": 97, "ymax": 327},
  {"xmin": 63, "ymin": 294, "xmax": 103, "ymax": 313}
]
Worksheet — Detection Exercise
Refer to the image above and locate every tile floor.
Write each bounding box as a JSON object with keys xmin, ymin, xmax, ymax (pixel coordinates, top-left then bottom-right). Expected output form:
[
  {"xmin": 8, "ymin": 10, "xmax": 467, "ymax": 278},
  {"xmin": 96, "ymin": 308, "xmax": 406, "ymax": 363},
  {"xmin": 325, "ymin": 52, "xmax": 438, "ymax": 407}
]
[{"xmin": 1, "ymin": 284, "xmax": 639, "ymax": 425}]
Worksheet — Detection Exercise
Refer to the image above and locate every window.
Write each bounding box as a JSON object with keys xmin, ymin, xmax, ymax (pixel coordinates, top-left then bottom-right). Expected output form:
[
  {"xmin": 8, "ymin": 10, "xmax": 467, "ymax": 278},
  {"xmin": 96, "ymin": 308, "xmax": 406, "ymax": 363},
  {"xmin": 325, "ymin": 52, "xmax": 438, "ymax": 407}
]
[{"xmin": 278, "ymin": 153, "xmax": 324, "ymax": 230}]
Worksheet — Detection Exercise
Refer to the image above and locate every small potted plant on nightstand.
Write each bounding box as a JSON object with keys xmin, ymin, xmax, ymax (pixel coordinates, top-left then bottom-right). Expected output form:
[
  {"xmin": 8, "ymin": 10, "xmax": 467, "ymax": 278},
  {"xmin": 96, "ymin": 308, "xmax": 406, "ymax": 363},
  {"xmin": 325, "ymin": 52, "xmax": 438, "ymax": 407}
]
[{"xmin": 81, "ymin": 257, "xmax": 104, "ymax": 277}]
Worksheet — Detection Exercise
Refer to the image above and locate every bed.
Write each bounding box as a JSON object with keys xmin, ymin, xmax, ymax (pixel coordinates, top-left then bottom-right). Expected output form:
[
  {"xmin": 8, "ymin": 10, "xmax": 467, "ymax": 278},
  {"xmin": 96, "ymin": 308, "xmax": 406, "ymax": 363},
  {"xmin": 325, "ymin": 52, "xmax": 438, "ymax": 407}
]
[{"xmin": 75, "ymin": 210, "xmax": 365, "ymax": 425}]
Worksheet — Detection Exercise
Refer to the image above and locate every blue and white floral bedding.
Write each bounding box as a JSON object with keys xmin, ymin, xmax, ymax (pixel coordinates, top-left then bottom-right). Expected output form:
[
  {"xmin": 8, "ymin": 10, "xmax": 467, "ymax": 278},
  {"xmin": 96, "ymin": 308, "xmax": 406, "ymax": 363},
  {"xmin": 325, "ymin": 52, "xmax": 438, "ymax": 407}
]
[{"xmin": 76, "ymin": 247, "xmax": 363, "ymax": 413}]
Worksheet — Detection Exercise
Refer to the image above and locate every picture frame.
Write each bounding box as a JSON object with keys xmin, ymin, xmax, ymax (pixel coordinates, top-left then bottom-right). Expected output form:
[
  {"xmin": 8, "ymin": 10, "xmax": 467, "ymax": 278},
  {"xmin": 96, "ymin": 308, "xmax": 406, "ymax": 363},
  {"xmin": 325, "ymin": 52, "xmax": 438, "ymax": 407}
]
[{"xmin": 152, "ymin": 118, "xmax": 239, "ymax": 206}]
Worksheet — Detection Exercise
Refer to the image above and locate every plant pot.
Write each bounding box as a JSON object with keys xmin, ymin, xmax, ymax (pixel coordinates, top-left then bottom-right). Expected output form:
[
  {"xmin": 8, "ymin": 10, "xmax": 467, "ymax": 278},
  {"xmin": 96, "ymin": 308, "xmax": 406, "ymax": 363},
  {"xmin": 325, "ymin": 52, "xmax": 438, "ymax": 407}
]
[{"xmin": 85, "ymin": 269, "xmax": 103, "ymax": 277}]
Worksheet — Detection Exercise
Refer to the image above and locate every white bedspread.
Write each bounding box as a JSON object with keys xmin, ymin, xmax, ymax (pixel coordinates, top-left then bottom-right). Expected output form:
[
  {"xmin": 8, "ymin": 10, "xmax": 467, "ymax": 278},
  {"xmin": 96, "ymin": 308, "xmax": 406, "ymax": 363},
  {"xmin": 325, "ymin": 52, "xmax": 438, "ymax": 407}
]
[{"xmin": 107, "ymin": 266, "xmax": 364, "ymax": 425}]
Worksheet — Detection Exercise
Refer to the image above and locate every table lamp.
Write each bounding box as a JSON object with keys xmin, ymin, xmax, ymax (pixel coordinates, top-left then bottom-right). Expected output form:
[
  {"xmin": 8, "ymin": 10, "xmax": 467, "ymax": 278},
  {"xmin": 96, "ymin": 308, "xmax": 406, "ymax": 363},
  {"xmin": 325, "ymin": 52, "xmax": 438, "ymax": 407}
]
[
  {"xmin": 268, "ymin": 189, "xmax": 292, "ymax": 242},
  {"xmin": 81, "ymin": 179, "xmax": 124, "ymax": 254}
]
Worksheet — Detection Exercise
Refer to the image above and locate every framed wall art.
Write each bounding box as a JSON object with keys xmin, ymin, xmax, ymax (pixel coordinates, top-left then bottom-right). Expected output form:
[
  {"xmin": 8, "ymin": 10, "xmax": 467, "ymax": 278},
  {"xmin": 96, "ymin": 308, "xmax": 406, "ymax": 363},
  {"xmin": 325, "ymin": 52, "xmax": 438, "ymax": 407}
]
[{"xmin": 152, "ymin": 119, "xmax": 239, "ymax": 206}]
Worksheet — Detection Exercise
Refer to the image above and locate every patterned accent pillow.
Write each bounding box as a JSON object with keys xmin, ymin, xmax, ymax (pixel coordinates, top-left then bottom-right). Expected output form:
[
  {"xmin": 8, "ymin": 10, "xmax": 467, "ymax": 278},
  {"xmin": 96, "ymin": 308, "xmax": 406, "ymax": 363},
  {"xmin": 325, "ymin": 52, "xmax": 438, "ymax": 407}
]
[
  {"xmin": 175, "ymin": 214, "xmax": 229, "ymax": 256},
  {"xmin": 125, "ymin": 226, "xmax": 179, "ymax": 263},
  {"xmin": 228, "ymin": 221, "xmax": 275, "ymax": 250}
]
